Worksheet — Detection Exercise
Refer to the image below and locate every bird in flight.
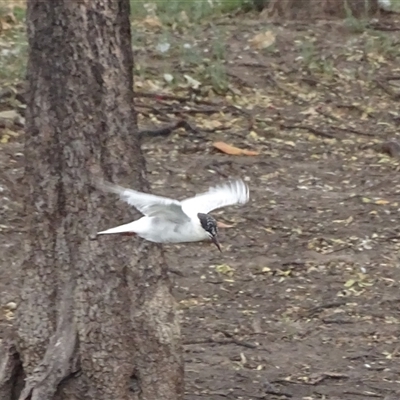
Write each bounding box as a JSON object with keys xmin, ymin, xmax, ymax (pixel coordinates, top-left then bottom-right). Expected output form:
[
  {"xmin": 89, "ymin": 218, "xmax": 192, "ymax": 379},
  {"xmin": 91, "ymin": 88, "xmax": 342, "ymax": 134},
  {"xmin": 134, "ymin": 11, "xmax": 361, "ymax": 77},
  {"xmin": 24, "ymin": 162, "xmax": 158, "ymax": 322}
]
[{"xmin": 96, "ymin": 179, "xmax": 249, "ymax": 251}]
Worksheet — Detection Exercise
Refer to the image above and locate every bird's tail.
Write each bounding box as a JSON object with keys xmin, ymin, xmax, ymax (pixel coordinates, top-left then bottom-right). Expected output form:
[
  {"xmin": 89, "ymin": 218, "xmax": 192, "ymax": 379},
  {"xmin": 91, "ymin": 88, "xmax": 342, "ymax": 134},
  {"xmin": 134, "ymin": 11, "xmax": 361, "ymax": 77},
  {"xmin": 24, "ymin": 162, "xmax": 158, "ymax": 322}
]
[{"xmin": 97, "ymin": 221, "xmax": 138, "ymax": 236}]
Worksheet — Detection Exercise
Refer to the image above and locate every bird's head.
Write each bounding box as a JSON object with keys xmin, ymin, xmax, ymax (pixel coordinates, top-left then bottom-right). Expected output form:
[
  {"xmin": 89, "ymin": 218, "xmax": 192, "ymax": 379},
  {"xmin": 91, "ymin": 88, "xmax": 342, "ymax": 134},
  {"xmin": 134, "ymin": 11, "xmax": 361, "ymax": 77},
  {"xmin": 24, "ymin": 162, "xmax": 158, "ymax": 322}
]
[{"xmin": 197, "ymin": 213, "xmax": 221, "ymax": 252}]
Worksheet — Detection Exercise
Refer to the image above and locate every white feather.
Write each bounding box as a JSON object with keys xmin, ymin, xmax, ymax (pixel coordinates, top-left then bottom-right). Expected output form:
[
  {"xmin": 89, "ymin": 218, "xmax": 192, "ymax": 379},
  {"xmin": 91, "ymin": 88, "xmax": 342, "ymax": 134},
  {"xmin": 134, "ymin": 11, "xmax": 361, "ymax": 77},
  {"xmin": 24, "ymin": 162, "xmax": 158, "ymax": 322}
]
[
  {"xmin": 96, "ymin": 179, "xmax": 250, "ymax": 244},
  {"xmin": 96, "ymin": 180, "xmax": 189, "ymax": 223},
  {"xmin": 181, "ymin": 179, "xmax": 249, "ymax": 215}
]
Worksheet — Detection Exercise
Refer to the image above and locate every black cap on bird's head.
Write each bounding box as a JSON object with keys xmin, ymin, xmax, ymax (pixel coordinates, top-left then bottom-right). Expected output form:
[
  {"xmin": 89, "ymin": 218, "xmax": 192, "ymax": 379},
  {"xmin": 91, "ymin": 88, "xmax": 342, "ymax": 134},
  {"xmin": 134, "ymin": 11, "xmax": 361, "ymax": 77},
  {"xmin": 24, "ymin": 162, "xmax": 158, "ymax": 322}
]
[{"xmin": 197, "ymin": 213, "xmax": 221, "ymax": 252}]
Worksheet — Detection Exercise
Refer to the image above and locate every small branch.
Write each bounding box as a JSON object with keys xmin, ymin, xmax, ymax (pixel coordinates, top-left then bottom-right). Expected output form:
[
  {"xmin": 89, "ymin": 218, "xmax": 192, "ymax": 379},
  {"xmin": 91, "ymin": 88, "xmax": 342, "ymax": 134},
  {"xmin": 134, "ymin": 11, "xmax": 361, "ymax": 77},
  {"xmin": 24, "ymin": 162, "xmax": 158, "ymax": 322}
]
[
  {"xmin": 315, "ymin": 107, "xmax": 341, "ymax": 121},
  {"xmin": 184, "ymin": 331, "xmax": 258, "ymax": 350},
  {"xmin": 263, "ymin": 386, "xmax": 293, "ymax": 398},
  {"xmin": 307, "ymin": 372, "xmax": 348, "ymax": 385},
  {"xmin": 266, "ymin": 75, "xmax": 306, "ymax": 104},
  {"xmin": 137, "ymin": 103, "xmax": 224, "ymax": 116},
  {"xmin": 333, "ymin": 126, "xmax": 374, "ymax": 137},
  {"xmin": 343, "ymin": 390, "xmax": 383, "ymax": 398},
  {"xmin": 184, "ymin": 337, "xmax": 257, "ymax": 349},
  {"xmin": 0, "ymin": 87, "xmax": 15, "ymax": 101},
  {"xmin": 135, "ymin": 90, "xmax": 222, "ymax": 106},
  {"xmin": 368, "ymin": 22, "xmax": 400, "ymax": 31},
  {"xmin": 375, "ymin": 79, "xmax": 400, "ymax": 100},
  {"xmin": 139, "ymin": 120, "xmax": 200, "ymax": 138},
  {"xmin": 301, "ymin": 300, "xmax": 346, "ymax": 318},
  {"xmin": 220, "ymin": 330, "xmax": 259, "ymax": 349},
  {"xmin": 281, "ymin": 123, "xmax": 336, "ymax": 139},
  {"xmin": 322, "ymin": 317, "xmax": 355, "ymax": 324},
  {"xmin": 135, "ymin": 91, "xmax": 191, "ymax": 103}
]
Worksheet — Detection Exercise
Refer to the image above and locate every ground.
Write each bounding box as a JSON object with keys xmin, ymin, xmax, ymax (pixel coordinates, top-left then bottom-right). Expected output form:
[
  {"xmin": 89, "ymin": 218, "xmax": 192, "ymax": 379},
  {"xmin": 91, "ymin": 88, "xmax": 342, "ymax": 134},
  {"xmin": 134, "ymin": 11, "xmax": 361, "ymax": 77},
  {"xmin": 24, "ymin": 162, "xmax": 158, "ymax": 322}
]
[{"xmin": 1, "ymin": 9, "xmax": 400, "ymax": 400}]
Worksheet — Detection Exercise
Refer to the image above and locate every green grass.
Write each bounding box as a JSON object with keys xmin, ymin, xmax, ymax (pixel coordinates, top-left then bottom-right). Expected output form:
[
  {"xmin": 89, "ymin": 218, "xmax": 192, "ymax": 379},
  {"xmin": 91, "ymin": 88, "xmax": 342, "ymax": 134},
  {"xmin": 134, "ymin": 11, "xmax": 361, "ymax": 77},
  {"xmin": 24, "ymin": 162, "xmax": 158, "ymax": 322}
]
[
  {"xmin": 0, "ymin": 28, "xmax": 27, "ymax": 85},
  {"xmin": 130, "ymin": 0, "xmax": 251, "ymax": 22}
]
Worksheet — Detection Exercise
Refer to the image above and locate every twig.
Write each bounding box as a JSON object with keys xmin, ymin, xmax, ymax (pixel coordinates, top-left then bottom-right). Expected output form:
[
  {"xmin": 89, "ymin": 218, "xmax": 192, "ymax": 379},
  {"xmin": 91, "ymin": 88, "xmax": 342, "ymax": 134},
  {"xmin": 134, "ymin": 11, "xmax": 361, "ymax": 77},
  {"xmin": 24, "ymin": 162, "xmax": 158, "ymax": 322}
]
[
  {"xmin": 183, "ymin": 337, "xmax": 257, "ymax": 349},
  {"xmin": 341, "ymin": 193, "xmax": 363, "ymax": 202},
  {"xmin": 135, "ymin": 90, "xmax": 222, "ymax": 106},
  {"xmin": 367, "ymin": 23, "xmax": 400, "ymax": 31},
  {"xmin": 324, "ymin": 244, "xmax": 354, "ymax": 254},
  {"xmin": 379, "ymin": 234, "xmax": 400, "ymax": 242},
  {"xmin": 375, "ymin": 79, "xmax": 400, "ymax": 100},
  {"xmin": 184, "ymin": 334, "xmax": 258, "ymax": 350},
  {"xmin": 307, "ymin": 372, "xmax": 348, "ymax": 385},
  {"xmin": 315, "ymin": 107, "xmax": 341, "ymax": 121},
  {"xmin": 314, "ymin": 107, "xmax": 375, "ymax": 136},
  {"xmin": 137, "ymin": 101, "xmax": 249, "ymax": 121},
  {"xmin": 137, "ymin": 104, "xmax": 222, "ymax": 116},
  {"xmin": 342, "ymin": 390, "xmax": 383, "ymax": 398},
  {"xmin": 302, "ymin": 300, "xmax": 346, "ymax": 318},
  {"xmin": 175, "ymin": 107, "xmax": 221, "ymax": 115},
  {"xmin": 333, "ymin": 126, "xmax": 374, "ymax": 137},
  {"xmin": 385, "ymin": 75, "xmax": 400, "ymax": 81},
  {"xmin": 322, "ymin": 317, "xmax": 355, "ymax": 324},
  {"xmin": 0, "ymin": 87, "xmax": 15, "ymax": 101},
  {"xmin": 220, "ymin": 330, "xmax": 258, "ymax": 349},
  {"xmin": 204, "ymin": 391, "xmax": 230, "ymax": 397},
  {"xmin": 262, "ymin": 386, "xmax": 293, "ymax": 398},
  {"xmin": 281, "ymin": 123, "xmax": 336, "ymax": 139},
  {"xmin": 336, "ymin": 103, "xmax": 370, "ymax": 115},
  {"xmin": 266, "ymin": 75, "xmax": 306, "ymax": 104},
  {"xmin": 139, "ymin": 120, "xmax": 199, "ymax": 138},
  {"xmin": 238, "ymin": 61, "xmax": 267, "ymax": 69}
]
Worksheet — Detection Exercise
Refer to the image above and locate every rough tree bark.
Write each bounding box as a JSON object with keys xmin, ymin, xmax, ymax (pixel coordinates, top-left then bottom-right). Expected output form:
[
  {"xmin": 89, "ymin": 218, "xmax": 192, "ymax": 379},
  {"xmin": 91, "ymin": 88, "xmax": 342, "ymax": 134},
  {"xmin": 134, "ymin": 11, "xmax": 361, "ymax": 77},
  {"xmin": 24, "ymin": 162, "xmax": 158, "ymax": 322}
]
[{"xmin": 0, "ymin": 1, "xmax": 183, "ymax": 399}]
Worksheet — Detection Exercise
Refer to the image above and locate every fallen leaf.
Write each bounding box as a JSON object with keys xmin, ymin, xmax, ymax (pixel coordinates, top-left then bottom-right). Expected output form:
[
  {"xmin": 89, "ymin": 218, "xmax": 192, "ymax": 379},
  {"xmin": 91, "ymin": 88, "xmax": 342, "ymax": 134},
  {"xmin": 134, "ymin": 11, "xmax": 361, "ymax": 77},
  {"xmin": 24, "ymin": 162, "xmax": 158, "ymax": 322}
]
[
  {"xmin": 248, "ymin": 30, "xmax": 276, "ymax": 50},
  {"xmin": 344, "ymin": 279, "xmax": 356, "ymax": 288},
  {"xmin": 0, "ymin": 129, "xmax": 19, "ymax": 144},
  {"xmin": 142, "ymin": 15, "xmax": 162, "ymax": 29},
  {"xmin": 375, "ymin": 199, "xmax": 390, "ymax": 205},
  {"xmin": 202, "ymin": 120, "xmax": 224, "ymax": 130},
  {"xmin": 248, "ymin": 131, "xmax": 260, "ymax": 141},
  {"xmin": 0, "ymin": 110, "xmax": 18, "ymax": 120},
  {"xmin": 277, "ymin": 269, "xmax": 291, "ymax": 277},
  {"xmin": 163, "ymin": 73, "xmax": 174, "ymax": 83},
  {"xmin": 215, "ymin": 264, "xmax": 234, "ymax": 276},
  {"xmin": 178, "ymin": 10, "xmax": 190, "ymax": 24},
  {"xmin": 0, "ymin": 135, "xmax": 10, "ymax": 144},
  {"xmin": 184, "ymin": 74, "xmax": 201, "ymax": 89},
  {"xmin": 300, "ymin": 106, "xmax": 319, "ymax": 116},
  {"xmin": 333, "ymin": 216, "xmax": 354, "ymax": 225},
  {"xmin": 213, "ymin": 141, "xmax": 259, "ymax": 156},
  {"xmin": 0, "ymin": 19, "xmax": 12, "ymax": 31}
]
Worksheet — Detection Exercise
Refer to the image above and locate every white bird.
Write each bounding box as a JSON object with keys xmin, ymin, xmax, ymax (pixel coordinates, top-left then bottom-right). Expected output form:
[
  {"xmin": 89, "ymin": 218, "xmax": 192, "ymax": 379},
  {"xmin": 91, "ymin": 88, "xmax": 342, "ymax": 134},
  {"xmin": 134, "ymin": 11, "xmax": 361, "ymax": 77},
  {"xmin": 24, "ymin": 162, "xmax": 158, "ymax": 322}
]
[{"xmin": 96, "ymin": 179, "xmax": 249, "ymax": 251}]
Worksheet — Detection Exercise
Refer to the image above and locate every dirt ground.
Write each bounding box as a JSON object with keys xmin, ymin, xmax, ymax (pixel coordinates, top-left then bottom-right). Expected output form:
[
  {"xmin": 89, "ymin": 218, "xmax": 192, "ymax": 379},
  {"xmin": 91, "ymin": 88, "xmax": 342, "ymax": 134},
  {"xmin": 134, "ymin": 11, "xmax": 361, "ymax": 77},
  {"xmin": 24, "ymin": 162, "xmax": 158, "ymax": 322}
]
[{"xmin": 2, "ymin": 12, "xmax": 400, "ymax": 400}]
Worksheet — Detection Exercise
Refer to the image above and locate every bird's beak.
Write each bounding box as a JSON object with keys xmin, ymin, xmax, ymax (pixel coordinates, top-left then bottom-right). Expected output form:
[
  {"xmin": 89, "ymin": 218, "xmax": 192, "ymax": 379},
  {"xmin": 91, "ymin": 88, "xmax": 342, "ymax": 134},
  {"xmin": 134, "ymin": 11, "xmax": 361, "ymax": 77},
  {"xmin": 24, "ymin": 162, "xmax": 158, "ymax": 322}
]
[{"xmin": 211, "ymin": 236, "xmax": 222, "ymax": 252}]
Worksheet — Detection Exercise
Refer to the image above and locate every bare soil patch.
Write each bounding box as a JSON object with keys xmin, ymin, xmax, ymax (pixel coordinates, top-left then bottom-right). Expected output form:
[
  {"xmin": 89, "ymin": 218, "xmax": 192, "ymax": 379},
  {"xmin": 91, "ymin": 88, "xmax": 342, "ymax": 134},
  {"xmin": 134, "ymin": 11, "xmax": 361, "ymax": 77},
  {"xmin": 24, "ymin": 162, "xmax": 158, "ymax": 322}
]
[{"xmin": 2, "ymin": 12, "xmax": 400, "ymax": 400}]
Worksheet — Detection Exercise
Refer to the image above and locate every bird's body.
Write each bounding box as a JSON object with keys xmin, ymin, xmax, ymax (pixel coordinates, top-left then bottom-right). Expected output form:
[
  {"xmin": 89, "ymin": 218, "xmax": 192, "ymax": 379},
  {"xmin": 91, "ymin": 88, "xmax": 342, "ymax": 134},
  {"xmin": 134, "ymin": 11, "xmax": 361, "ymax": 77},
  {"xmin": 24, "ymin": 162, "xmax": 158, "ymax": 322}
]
[
  {"xmin": 100, "ymin": 216, "xmax": 209, "ymax": 243},
  {"xmin": 96, "ymin": 179, "xmax": 249, "ymax": 250}
]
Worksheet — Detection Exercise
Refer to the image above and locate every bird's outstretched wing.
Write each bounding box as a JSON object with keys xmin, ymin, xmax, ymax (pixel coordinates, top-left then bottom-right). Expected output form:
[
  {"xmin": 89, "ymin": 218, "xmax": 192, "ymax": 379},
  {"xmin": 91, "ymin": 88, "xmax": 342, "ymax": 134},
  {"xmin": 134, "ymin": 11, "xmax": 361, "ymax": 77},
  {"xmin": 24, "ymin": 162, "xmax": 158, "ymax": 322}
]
[
  {"xmin": 96, "ymin": 180, "xmax": 190, "ymax": 223},
  {"xmin": 181, "ymin": 179, "xmax": 249, "ymax": 215}
]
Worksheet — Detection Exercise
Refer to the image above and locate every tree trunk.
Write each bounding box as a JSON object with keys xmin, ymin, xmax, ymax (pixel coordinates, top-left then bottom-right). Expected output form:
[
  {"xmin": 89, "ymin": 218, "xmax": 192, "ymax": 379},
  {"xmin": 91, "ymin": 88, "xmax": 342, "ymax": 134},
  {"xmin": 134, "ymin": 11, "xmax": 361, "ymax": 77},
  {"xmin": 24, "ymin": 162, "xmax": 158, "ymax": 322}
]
[{"xmin": 0, "ymin": 1, "xmax": 183, "ymax": 400}]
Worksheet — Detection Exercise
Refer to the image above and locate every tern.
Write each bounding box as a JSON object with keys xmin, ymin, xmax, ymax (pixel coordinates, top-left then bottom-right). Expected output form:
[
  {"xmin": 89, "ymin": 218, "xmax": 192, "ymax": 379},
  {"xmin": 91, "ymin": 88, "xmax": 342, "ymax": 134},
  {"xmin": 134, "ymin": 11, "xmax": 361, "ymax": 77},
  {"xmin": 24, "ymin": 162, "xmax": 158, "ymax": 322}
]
[{"xmin": 96, "ymin": 179, "xmax": 249, "ymax": 251}]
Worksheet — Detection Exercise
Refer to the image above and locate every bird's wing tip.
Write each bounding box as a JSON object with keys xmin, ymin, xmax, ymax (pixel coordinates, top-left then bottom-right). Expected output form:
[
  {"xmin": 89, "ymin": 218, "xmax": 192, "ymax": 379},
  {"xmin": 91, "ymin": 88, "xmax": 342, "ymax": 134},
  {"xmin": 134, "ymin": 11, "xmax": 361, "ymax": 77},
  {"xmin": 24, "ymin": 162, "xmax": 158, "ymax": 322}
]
[{"xmin": 95, "ymin": 179, "xmax": 126, "ymax": 196}]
